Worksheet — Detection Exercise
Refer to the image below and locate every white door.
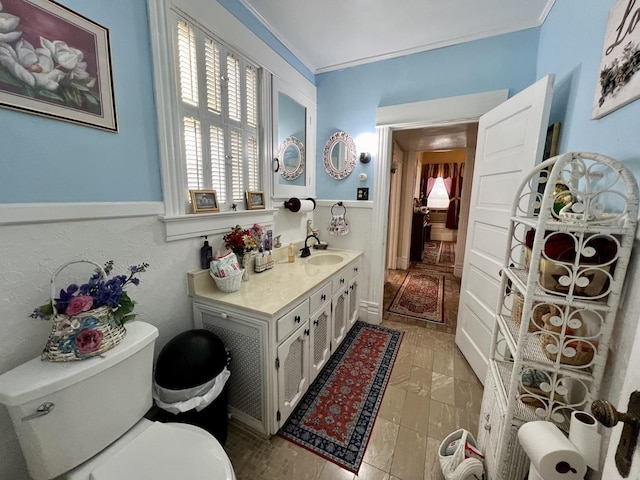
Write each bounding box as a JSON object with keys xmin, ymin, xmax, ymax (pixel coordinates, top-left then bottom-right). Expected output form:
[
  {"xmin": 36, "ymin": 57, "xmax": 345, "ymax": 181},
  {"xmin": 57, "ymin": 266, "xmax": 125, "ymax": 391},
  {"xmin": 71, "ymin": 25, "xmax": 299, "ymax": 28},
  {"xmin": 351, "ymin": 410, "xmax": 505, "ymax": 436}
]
[
  {"xmin": 277, "ymin": 322, "xmax": 310, "ymax": 425},
  {"xmin": 601, "ymin": 322, "xmax": 640, "ymax": 478},
  {"xmin": 456, "ymin": 75, "xmax": 555, "ymax": 383}
]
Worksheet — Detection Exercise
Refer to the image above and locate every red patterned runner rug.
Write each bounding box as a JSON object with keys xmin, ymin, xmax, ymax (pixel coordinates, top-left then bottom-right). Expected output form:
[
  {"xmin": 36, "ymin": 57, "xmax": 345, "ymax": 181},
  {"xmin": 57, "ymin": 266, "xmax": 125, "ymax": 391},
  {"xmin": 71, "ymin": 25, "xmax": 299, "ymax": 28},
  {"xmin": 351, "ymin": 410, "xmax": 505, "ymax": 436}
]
[
  {"xmin": 387, "ymin": 269, "xmax": 445, "ymax": 323},
  {"xmin": 437, "ymin": 241, "xmax": 456, "ymax": 266},
  {"xmin": 278, "ymin": 321, "xmax": 403, "ymax": 474}
]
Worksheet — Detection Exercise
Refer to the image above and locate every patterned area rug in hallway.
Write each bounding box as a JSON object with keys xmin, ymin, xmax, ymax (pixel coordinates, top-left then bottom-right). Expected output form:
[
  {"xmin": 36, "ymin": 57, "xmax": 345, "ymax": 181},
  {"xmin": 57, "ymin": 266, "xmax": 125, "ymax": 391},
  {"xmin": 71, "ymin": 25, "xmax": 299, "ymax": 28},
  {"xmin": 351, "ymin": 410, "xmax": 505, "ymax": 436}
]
[
  {"xmin": 278, "ymin": 321, "xmax": 402, "ymax": 474},
  {"xmin": 437, "ymin": 240, "xmax": 456, "ymax": 266},
  {"xmin": 387, "ymin": 269, "xmax": 445, "ymax": 323}
]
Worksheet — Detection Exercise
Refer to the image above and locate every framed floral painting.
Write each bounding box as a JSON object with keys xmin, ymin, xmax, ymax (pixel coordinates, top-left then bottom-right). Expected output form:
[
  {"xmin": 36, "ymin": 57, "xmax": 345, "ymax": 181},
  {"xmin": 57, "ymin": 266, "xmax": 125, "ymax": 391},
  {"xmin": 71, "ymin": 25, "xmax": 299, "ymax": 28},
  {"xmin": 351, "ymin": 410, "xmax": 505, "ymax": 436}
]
[
  {"xmin": 0, "ymin": 0, "xmax": 117, "ymax": 131},
  {"xmin": 592, "ymin": 0, "xmax": 640, "ymax": 119}
]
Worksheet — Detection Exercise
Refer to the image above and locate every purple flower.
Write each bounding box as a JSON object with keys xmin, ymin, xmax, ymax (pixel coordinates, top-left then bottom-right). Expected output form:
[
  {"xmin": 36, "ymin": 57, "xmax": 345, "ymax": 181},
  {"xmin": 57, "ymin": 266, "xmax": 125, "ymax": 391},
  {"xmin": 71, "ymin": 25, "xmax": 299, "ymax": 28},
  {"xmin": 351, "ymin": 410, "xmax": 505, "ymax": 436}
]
[{"xmin": 75, "ymin": 329, "xmax": 103, "ymax": 354}]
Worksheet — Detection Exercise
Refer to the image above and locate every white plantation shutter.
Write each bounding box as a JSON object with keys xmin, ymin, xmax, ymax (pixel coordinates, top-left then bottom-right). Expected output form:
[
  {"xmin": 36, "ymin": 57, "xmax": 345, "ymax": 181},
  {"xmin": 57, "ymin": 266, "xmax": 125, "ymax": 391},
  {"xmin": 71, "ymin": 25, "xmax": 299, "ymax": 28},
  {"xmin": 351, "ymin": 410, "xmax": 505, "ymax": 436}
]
[
  {"xmin": 177, "ymin": 21, "xmax": 198, "ymax": 107},
  {"xmin": 209, "ymin": 125, "xmax": 226, "ymax": 199},
  {"xmin": 246, "ymin": 65, "xmax": 257, "ymax": 127},
  {"xmin": 205, "ymin": 39, "xmax": 221, "ymax": 115},
  {"xmin": 247, "ymin": 135, "xmax": 258, "ymax": 190},
  {"xmin": 230, "ymin": 130, "xmax": 243, "ymax": 202},
  {"xmin": 184, "ymin": 117, "xmax": 203, "ymax": 190},
  {"xmin": 227, "ymin": 53, "xmax": 241, "ymax": 123},
  {"xmin": 175, "ymin": 16, "xmax": 261, "ymax": 210}
]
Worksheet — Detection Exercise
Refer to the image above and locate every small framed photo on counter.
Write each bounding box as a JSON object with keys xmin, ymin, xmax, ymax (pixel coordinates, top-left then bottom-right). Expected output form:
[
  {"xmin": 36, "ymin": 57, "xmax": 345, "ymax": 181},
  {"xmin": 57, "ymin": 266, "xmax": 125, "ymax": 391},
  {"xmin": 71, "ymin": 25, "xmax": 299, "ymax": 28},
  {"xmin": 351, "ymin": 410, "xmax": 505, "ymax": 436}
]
[
  {"xmin": 246, "ymin": 190, "xmax": 265, "ymax": 210},
  {"xmin": 190, "ymin": 190, "xmax": 219, "ymax": 213}
]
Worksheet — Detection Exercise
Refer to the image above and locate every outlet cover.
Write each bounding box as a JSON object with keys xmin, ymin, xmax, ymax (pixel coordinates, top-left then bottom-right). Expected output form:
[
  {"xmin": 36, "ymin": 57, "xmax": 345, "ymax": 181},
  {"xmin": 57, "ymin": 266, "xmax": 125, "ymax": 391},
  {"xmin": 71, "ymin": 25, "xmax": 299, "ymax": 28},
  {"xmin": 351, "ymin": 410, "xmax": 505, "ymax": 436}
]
[{"xmin": 357, "ymin": 187, "xmax": 369, "ymax": 200}]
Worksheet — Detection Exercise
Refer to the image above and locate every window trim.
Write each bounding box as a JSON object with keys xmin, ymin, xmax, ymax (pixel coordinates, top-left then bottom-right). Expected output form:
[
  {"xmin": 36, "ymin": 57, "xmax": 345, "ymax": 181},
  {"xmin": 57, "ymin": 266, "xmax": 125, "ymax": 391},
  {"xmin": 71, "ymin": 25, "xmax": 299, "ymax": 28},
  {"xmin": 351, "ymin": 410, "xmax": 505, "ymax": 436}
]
[
  {"xmin": 147, "ymin": 0, "xmax": 317, "ymax": 241},
  {"xmin": 148, "ymin": 0, "xmax": 276, "ymax": 240}
]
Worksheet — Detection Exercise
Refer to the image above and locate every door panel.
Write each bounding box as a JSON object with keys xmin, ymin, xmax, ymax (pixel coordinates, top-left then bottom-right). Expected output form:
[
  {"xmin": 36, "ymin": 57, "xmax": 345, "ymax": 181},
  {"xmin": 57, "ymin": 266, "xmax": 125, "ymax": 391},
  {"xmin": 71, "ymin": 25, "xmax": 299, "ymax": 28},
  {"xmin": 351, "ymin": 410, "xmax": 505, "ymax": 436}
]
[{"xmin": 456, "ymin": 75, "xmax": 555, "ymax": 383}]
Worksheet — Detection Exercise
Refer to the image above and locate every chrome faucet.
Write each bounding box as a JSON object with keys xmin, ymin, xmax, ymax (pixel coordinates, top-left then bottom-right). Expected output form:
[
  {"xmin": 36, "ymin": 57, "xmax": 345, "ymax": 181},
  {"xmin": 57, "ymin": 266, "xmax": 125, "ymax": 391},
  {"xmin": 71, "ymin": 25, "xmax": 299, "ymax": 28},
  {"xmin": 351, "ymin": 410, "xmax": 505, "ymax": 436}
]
[{"xmin": 300, "ymin": 234, "xmax": 320, "ymax": 258}]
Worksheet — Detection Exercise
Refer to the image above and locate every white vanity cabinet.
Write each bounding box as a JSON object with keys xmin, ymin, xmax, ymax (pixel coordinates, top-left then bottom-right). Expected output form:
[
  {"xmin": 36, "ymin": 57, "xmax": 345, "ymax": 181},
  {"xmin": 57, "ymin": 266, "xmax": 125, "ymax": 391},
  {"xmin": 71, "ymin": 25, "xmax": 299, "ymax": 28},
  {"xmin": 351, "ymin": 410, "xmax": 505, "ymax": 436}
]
[{"xmin": 189, "ymin": 250, "xmax": 363, "ymax": 436}]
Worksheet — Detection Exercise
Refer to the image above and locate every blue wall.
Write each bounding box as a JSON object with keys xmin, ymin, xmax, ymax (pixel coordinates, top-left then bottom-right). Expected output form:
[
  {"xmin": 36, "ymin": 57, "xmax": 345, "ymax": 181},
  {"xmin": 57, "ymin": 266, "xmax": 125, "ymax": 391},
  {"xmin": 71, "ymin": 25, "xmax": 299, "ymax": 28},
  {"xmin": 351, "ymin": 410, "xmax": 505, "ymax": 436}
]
[
  {"xmin": 0, "ymin": 0, "xmax": 161, "ymax": 204},
  {"xmin": 537, "ymin": 0, "xmax": 640, "ymax": 173},
  {"xmin": 217, "ymin": 0, "xmax": 314, "ymax": 83},
  {"xmin": 314, "ymin": 29, "xmax": 540, "ymax": 200}
]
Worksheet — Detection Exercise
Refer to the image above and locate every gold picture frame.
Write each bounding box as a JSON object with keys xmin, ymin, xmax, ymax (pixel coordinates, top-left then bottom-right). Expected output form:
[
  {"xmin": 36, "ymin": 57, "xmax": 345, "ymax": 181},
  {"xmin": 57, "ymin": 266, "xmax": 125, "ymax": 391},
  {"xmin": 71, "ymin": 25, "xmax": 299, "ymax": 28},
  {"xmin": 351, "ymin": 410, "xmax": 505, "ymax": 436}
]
[
  {"xmin": 190, "ymin": 190, "xmax": 219, "ymax": 213},
  {"xmin": 246, "ymin": 190, "xmax": 265, "ymax": 210}
]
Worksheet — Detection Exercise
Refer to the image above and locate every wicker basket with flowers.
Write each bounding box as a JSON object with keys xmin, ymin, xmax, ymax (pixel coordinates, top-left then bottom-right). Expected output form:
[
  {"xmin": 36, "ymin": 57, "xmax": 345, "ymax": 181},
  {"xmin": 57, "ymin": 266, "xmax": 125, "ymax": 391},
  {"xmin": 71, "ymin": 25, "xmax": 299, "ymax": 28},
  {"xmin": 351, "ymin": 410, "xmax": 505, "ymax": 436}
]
[{"xmin": 31, "ymin": 260, "xmax": 148, "ymax": 362}]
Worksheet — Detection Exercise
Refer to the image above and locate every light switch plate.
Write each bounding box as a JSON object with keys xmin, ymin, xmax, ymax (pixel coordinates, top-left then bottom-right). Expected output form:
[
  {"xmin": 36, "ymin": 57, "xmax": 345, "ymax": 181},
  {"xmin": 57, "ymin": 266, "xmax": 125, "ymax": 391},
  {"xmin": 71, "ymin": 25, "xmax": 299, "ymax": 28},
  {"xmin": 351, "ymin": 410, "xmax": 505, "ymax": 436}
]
[{"xmin": 357, "ymin": 187, "xmax": 369, "ymax": 200}]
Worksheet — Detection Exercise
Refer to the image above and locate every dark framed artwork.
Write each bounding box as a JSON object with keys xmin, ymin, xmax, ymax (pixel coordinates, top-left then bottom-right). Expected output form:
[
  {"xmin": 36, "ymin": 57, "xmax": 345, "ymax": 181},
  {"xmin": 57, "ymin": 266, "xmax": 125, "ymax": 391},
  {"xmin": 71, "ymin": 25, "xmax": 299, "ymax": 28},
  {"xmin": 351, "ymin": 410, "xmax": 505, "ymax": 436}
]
[
  {"xmin": 190, "ymin": 190, "xmax": 219, "ymax": 213},
  {"xmin": 0, "ymin": 0, "xmax": 117, "ymax": 131},
  {"xmin": 592, "ymin": 0, "xmax": 640, "ymax": 119},
  {"xmin": 543, "ymin": 122, "xmax": 561, "ymax": 160},
  {"xmin": 246, "ymin": 190, "xmax": 265, "ymax": 210}
]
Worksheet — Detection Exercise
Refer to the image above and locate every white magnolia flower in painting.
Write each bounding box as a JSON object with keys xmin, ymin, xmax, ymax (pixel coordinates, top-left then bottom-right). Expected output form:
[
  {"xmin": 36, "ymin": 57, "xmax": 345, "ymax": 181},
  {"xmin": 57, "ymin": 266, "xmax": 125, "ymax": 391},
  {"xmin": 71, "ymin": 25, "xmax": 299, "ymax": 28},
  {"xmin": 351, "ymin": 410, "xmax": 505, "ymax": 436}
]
[
  {"xmin": 40, "ymin": 37, "xmax": 91, "ymax": 82},
  {"xmin": 0, "ymin": 38, "xmax": 65, "ymax": 90},
  {"xmin": 0, "ymin": 1, "xmax": 22, "ymax": 43}
]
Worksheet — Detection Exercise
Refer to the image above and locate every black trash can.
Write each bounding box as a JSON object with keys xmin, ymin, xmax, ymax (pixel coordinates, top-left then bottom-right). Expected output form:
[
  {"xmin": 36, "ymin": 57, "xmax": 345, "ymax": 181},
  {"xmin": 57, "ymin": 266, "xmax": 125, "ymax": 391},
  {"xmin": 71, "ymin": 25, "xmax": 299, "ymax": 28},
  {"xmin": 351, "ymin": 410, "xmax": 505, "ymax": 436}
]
[{"xmin": 153, "ymin": 329, "xmax": 230, "ymax": 445}]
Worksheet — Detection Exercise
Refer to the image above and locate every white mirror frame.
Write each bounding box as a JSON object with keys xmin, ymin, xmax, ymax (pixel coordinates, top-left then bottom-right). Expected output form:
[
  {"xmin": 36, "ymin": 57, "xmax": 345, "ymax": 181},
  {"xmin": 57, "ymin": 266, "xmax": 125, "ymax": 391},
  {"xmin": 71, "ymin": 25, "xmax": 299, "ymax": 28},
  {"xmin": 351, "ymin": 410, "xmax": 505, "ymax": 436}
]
[
  {"xmin": 278, "ymin": 136, "xmax": 305, "ymax": 181},
  {"xmin": 323, "ymin": 131, "xmax": 357, "ymax": 180}
]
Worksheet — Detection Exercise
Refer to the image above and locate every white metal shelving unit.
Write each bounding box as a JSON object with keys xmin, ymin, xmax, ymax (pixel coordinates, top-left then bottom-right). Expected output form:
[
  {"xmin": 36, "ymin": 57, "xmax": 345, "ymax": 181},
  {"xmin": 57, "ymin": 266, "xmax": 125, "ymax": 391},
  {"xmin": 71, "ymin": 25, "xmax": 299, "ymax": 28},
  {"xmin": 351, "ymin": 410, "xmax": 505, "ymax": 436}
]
[{"xmin": 477, "ymin": 152, "xmax": 639, "ymax": 480}]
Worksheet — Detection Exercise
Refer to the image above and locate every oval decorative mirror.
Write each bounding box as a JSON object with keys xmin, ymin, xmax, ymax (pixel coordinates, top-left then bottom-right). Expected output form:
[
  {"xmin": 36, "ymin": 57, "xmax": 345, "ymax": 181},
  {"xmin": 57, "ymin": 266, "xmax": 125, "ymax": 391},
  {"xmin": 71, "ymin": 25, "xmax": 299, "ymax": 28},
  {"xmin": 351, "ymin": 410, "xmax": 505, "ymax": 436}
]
[
  {"xmin": 323, "ymin": 131, "xmax": 356, "ymax": 180},
  {"xmin": 278, "ymin": 136, "xmax": 305, "ymax": 181}
]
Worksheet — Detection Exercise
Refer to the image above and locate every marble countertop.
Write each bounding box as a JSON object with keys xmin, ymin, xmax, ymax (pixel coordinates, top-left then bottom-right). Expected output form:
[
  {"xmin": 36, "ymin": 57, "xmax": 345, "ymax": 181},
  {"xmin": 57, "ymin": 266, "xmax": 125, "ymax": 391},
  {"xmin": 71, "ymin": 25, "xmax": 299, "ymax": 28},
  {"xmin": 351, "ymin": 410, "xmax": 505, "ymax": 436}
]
[{"xmin": 187, "ymin": 248, "xmax": 363, "ymax": 318}]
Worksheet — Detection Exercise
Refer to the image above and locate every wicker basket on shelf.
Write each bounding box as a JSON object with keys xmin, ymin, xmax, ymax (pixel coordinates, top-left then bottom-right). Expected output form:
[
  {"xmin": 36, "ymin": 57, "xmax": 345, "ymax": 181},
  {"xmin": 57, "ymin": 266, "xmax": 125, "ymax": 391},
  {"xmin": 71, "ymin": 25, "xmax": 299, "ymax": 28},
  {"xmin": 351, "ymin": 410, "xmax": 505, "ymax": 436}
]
[
  {"xmin": 512, "ymin": 293, "xmax": 558, "ymax": 332},
  {"xmin": 539, "ymin": 312, "xmax": 595, "ymax": 366}
]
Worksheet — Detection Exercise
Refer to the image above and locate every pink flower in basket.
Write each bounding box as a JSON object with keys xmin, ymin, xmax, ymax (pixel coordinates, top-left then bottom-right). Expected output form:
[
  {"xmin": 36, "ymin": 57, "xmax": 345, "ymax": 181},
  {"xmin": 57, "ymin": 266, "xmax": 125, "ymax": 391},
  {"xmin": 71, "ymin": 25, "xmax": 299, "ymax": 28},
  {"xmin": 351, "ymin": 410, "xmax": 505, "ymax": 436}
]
[
  {"xmin": 75, "ymin": 329, "xmax": 104, "ymax": 355},
  {"xmin": 65, "ymin": 296, "xmax": 94, "ymax": 316}
]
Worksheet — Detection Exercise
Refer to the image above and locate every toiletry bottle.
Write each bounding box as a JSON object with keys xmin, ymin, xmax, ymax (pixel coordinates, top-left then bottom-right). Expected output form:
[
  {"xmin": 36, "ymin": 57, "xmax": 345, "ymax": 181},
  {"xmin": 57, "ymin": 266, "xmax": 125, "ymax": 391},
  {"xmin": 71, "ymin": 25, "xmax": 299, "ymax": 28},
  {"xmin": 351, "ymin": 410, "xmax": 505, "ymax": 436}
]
[
  {"xmin": 288, "ymin": 243, "xmax": 295, "ymax": 263},
  {"xmin": 200, "ymin": 236, "xmax": 213, "ymax": 269}
]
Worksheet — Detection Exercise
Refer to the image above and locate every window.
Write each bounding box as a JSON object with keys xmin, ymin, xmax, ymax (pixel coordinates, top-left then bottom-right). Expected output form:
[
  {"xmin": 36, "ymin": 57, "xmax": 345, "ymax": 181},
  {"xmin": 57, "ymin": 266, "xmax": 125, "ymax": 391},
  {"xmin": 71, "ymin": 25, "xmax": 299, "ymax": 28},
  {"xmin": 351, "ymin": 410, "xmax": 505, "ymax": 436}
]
[{"xmin": 176, "ymin": 17, "xmax": 261, "ymax": 209}]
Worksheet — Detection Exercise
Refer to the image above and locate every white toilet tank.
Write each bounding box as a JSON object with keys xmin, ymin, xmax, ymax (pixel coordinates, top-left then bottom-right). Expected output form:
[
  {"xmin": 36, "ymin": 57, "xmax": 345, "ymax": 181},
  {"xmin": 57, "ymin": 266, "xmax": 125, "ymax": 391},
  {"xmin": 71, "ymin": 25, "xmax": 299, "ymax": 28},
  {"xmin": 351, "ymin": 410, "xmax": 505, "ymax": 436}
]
[{"xmin": 0, "ymin": 321, "xmax": 159, "ymax": 480}]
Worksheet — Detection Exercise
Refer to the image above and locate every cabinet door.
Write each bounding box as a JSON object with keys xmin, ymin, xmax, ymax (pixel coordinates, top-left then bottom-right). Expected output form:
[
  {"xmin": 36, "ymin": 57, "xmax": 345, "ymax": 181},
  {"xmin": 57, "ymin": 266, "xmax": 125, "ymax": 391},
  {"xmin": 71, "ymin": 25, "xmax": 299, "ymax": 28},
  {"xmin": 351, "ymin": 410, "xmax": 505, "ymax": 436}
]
[
  {"xmin": 277, "ymin": 322, "xmax": 310, "ymax": 424},
  {"xmin": 332, "ymin": 289, "xmax": 348, "ymax": 348},
  {"xmin": 272, "ymin": 76, "xmax": 316, "ymax": 199},
  {"xmin": 309, "ymin": 303, "xmax": 332, "ymax": 383},
  {"xmin": 348, "ymin": 275, "xmax": 360, "ymax": 329}
]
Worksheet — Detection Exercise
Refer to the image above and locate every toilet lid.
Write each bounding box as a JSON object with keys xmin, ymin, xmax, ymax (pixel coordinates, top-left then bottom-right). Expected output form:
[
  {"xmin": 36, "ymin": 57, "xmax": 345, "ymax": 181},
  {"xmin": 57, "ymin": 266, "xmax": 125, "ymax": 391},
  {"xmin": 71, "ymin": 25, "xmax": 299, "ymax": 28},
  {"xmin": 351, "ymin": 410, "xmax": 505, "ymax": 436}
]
[{"xmin": 89, "ymin": 422, "xmax": 234, "ymax": 480}]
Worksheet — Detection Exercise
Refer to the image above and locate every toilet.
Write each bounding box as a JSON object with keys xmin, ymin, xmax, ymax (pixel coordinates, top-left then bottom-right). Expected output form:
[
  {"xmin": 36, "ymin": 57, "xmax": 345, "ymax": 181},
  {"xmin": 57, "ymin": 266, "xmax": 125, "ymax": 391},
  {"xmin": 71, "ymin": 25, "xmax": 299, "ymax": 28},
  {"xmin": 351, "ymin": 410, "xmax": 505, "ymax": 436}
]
[{"xmin": 0, "ymin": 321, "xmax": 236, "ymax": 480}]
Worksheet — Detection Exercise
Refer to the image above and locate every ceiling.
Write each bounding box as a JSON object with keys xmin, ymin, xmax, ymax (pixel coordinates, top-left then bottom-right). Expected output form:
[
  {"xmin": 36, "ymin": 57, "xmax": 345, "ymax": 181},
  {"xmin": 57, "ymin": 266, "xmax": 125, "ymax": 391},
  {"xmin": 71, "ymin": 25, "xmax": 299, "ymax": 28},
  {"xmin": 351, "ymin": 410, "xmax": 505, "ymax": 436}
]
[
  {"xmin": 393, "ymin": 123, "xmax": 479, "ymax": 153},
  {"xmin": 239, "ymin": 0, "xmax": 555, "ymax": 74}
]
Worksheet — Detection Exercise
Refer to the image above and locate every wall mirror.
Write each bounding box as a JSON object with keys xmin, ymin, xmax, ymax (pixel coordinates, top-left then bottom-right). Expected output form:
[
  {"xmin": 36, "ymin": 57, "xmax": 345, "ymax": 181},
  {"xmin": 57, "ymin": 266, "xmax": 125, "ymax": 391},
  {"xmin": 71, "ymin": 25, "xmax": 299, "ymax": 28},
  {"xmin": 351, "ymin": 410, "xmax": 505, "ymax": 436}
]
[
  {"xmin": 276, "ymin": 91, "xmax": 306, "ymax": 187},
  {"xmin": 323, "ymin": 131, "xmax": 356, "ymax": 180},
  {"xmin": 278, "ymin": 136, "xmax": 305, "ymax": 181},
  {"xmin": 272, "ymin": 77, "xmax": 316, "ymax": 199}
]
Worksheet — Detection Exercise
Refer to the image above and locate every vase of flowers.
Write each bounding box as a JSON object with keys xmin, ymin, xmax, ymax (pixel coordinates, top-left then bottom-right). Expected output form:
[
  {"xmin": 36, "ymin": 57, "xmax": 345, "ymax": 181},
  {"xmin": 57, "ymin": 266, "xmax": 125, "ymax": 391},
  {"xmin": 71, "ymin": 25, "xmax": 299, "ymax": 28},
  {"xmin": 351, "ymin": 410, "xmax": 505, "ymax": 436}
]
[
  {"xmin": 32, "ymin": 260, "xmax": 148, "ymax": 362},
  {"xmin": 223, "ymin": 224, "xmax": 264, "ymax": 281}
]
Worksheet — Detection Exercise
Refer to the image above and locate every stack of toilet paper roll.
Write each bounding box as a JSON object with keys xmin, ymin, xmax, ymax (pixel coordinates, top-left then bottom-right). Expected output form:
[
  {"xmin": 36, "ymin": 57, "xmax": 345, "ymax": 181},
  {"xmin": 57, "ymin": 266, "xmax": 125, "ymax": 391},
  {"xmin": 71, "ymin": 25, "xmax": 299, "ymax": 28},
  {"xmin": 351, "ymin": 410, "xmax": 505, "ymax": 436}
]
[{"xmin": 518, "ymin": 411, "xmax": 601, "ymax": 480}]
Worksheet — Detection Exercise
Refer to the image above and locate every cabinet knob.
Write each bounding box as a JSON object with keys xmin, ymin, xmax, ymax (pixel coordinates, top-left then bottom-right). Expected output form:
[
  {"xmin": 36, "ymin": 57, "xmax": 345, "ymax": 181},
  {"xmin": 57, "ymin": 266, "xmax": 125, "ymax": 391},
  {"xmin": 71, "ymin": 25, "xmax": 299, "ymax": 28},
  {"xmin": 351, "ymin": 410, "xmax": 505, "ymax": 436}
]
[
  {"xmin": 313, "ymin": 319, "xmax": 319, "ymax": 326},
  {"xmin": 220, "ymin": 312, "xmax": 228, "ymax": 319},
  {"xmin": 321, "ymin": 294, "xmax": 326, "ymax": 301},
  {"xmin": 304, "ymin": 328, "xmax": 310, "ymax": 336},
  {"xmin": 484, "ymin": 424, "xmax": 491, "ymax": 432},
  {"xmin": 354, "ymin": 267, "xmax": 358, "ymax": 273},
  {"xmin": 294, "ymin": 315, "xmax": 301, "ymax": 323},
  {"xmin": 340, "ymin": 278, "xmax": 345, "ymax": 284}
]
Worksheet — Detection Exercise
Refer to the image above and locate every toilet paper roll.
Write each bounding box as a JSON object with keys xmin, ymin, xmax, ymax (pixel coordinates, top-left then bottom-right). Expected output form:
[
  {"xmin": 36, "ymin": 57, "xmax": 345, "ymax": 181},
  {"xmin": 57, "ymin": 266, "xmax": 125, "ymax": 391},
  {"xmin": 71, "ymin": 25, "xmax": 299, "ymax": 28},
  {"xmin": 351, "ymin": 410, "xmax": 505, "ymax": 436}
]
[
  {"xmin": 518, "ymin": 421, "xmax": 587, "ymax": 480},
  {"xmin": 569, "ymin": 411, "xmax": 602, "ymax": 471},
  {"xmin": 284, "ymin": 197, "xmax": 316, "ymax": 212}
]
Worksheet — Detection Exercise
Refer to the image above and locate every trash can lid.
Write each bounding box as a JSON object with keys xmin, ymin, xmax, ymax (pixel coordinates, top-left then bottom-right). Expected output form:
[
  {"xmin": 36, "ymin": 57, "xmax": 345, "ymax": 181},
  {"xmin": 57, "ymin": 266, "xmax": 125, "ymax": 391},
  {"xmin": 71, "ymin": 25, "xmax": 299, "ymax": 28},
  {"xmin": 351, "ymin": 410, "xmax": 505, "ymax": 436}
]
[{"xmin": 154, "ymin": 329, "xmax": 227, "ymax": 390}]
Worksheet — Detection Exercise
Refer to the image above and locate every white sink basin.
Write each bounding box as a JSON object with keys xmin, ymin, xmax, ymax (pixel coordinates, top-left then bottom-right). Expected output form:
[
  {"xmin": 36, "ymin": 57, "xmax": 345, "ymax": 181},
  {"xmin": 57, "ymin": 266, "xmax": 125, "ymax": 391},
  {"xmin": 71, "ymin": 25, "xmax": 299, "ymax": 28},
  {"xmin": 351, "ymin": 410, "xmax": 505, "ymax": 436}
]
[{"xmin": 307, "ymin": 254, "xmax": 343, "ymax": 266}]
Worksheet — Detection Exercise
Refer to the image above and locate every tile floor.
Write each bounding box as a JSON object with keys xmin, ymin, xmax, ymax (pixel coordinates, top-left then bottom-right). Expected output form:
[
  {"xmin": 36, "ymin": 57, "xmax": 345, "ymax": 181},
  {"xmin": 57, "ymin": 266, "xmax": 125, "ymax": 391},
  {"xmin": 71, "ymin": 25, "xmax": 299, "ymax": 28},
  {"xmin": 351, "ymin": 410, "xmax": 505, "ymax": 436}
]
[{"xmin": 224, "ymin": 245, "xmax": 484, "ymax": 480}]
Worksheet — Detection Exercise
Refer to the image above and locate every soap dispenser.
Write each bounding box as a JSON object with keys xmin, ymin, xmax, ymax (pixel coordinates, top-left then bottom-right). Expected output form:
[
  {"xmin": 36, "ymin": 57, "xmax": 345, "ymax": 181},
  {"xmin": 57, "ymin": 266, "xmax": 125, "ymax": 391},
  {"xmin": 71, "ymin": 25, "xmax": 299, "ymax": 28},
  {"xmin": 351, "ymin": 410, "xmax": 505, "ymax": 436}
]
[
  {"xmin": 200, "ymin": 236, "xmax": 212, "ymax": 269},
  {"xmin": 288, "ymin": 243, "xmax": 295, "ymax": 263}
]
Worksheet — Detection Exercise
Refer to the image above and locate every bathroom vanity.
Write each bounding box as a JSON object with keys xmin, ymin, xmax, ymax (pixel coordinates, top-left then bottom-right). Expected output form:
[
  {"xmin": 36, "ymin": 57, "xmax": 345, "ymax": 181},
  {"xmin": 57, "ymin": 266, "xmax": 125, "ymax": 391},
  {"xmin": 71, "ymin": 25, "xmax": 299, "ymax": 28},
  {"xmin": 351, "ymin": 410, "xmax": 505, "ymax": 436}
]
[{"xmin": 187, "ymin": 249, "xmax": 362, "ymax": 436}]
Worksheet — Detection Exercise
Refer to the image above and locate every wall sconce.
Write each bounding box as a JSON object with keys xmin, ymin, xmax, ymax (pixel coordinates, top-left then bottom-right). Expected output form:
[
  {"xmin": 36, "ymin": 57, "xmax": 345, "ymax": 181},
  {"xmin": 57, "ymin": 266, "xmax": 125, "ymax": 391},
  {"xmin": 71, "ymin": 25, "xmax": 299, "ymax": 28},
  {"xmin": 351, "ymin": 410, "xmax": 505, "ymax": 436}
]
[{"xmin": 359, "ymin": 152, "xmax": 371, "ymax": 164}]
